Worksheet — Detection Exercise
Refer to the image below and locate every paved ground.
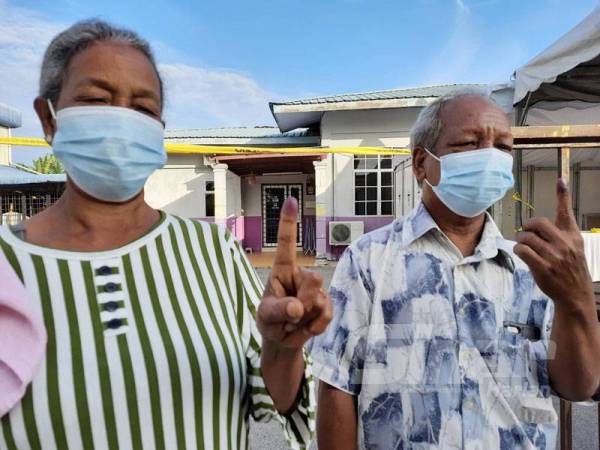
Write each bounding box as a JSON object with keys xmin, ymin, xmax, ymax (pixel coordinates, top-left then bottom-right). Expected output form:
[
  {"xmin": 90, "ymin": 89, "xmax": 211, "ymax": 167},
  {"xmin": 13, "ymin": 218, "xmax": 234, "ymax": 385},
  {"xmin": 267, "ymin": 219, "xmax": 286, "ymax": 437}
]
[{"xmin": 249, "ymin": 266, "xmax": 599, "ymax": 449}]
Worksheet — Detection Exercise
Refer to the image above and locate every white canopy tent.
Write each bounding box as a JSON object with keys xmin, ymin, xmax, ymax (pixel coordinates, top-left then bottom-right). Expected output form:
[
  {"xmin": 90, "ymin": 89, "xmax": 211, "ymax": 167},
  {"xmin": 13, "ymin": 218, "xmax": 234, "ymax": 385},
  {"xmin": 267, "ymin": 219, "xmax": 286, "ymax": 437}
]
[
  {"xmin": 510, "ymin": 6, "xmax": 600, "ymax": 289},
  {"xmin": 511, "ymin": 4, "xmax": 600, "ymax": 230},
  {"xmin": 514, "ymin": 5, "xmax": 600, "ymax": 109},
  {"xmin": 514, "ymin": 4, "xmax": 600, "ymax": 165}
]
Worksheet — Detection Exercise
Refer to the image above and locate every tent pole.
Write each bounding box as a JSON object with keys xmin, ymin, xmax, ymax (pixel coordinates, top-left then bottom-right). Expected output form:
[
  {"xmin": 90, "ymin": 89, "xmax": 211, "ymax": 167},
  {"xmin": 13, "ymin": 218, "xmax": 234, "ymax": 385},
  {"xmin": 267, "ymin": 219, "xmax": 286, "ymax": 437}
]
[
  {"xmin": 527, "ymin": 166, "xmax": 535, "ymax": 219},
  {"xmin": 518, "ymin": 92, "xmax": 532, "ymax": 126},
  {"xmin": 560, "ymin": 399, "xmax": 573, "ymax": 450},
  {"xmin": 558, "ymin": 147, "xmax": 571, "ymax": 183},
  {"xmin": 572, "ymin": 162, "xmax": 581, "ymax": 227},
  {"xmin": 515, "ymin": 149, "xmax": 523, "ymax": 230}
]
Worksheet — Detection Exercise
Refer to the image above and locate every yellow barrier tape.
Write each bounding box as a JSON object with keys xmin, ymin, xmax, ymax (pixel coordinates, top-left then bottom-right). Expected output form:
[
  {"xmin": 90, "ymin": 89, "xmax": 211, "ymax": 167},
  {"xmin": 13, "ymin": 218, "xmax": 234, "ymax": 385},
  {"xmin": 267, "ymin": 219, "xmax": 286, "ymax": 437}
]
[
  {"xmin": 0, "ymin": 137, "xmax": 411, "ymax": 156},
  {"xmin": 0, "ymin": 137, "xmax": 50, "ymax": 147}
]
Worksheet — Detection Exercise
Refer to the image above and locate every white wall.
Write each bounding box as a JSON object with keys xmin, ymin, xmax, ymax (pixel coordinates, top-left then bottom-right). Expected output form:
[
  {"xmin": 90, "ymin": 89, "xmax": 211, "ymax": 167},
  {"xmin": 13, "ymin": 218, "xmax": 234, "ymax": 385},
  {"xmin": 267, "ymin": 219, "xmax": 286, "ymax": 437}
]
[
  {"xmin": 226, "ymin": 171, "xmax": 242, "ymax": 217},
  {"xmin": 321, "ymin": 108, "xmax": 419, "ymax": 147},
  {"xmin": 579, "ymin": 170, "xmax": 600, "ymax": 227},
  {"xmin": 145, "ymin": 154, "xmax": 212, "ymax": 218},
  {"xmin": 320, "ymin": 108, "xmax": 421, "ymax": 217},
  {"xmin": 241, "ymin": 174, "xmax": 315, "ymax": 216}
]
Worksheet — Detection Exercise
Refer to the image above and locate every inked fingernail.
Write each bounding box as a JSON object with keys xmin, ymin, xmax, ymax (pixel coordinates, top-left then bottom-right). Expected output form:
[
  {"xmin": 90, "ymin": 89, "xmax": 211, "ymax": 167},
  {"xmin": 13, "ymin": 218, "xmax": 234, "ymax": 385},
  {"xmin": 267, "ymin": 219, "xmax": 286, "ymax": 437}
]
[
  {"xmin": 282, "ymin": 197, "xmax": 298, "ymax": 216},
  {"xmin": 558, "ymin": 178, "xmax": 568, "ymax": 193}
]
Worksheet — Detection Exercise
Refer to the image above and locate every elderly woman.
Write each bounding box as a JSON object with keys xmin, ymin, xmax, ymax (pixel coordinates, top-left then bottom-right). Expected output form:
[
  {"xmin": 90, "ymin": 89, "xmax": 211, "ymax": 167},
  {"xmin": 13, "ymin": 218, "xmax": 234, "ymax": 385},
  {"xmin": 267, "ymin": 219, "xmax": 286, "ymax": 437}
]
[{"xmin": 0, "ymin": 20, "xmax": 331, "ymax": 450}]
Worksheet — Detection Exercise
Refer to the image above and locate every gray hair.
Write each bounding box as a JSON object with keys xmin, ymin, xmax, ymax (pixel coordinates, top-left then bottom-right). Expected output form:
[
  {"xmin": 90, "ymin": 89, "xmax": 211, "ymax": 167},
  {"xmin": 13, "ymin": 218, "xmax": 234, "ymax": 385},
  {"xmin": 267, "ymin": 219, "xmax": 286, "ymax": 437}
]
[
  {"xmin": 409, "ymin": 89, "xmax": 495, "ymax": 154},
  {"xmin": 39, "ymin": 19, "xmax": 163, "ymax": 110}
]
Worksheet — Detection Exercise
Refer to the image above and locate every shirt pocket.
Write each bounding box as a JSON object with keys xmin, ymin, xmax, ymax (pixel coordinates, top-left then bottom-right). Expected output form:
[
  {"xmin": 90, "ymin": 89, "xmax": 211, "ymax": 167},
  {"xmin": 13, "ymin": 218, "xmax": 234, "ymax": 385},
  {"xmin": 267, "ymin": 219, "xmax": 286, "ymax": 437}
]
[{"xmin": 496, "ymin": 329, "xmax": 533, "ymax": 389}]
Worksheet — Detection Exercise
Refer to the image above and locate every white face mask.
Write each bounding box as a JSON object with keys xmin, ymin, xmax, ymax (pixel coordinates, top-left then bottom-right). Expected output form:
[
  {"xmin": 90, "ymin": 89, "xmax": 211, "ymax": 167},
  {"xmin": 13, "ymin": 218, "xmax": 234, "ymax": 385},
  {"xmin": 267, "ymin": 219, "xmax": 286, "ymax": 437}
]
[
  {"xmin": 424, "ymin": 147, "xmax": 515, "ymax": 217},
  {"xmin": 49, "ymin": 100, "xmax": 166, "ymax": 202}
]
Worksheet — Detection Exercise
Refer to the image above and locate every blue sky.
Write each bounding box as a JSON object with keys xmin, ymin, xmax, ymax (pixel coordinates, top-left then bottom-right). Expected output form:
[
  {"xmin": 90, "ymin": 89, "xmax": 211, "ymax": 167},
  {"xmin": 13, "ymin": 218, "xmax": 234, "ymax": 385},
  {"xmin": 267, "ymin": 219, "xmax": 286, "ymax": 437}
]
[{"xmin": 0, "ymin": 0, "xmax": 598, "ymax": 163}]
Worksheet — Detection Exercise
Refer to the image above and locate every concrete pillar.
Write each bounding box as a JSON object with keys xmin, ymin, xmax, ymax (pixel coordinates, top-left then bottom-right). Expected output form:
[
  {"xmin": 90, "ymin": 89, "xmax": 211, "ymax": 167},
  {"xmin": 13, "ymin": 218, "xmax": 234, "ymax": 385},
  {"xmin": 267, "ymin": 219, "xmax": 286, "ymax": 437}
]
[
  {"xmin": 314, "ymin": 158, "xmax": 333, "ymax": 260},
  {"xmin": 213, "ymin": 163, "xmax": 228, "ymax": 227},
  {"xmin": 226, "ymin": 171, "xmax": 243, "ymax": 240}
]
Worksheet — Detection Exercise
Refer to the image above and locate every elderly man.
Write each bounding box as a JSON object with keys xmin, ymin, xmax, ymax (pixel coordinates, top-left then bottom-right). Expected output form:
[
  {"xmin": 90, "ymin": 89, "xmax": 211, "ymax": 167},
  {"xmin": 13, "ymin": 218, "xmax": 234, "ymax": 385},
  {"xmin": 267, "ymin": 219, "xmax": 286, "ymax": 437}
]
[{"xmin": 309, "ymin": 92, "xmax": 600, "ymax": 449}]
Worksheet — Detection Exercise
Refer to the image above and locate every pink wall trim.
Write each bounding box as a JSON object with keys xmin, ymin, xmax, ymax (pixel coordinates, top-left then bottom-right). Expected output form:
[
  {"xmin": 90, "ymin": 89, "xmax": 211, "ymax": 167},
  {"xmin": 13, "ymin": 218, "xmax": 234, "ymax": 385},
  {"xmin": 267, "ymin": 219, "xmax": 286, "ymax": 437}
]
[
  {"xmin": 194, "ymin": 215, "xmax": 393, "ymax": 260},
  {"xmin": 243, "ymin": 216, "xmax": 262, "ymax": 251}
]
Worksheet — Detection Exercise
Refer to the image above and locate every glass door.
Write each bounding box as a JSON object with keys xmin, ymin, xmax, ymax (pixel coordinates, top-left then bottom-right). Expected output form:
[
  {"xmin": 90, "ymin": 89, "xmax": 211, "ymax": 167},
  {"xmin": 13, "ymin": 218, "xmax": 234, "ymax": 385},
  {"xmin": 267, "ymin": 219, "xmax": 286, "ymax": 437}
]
[{"xmin": 262, "ymin": 184, "xmax": 303, "ymax": 248}]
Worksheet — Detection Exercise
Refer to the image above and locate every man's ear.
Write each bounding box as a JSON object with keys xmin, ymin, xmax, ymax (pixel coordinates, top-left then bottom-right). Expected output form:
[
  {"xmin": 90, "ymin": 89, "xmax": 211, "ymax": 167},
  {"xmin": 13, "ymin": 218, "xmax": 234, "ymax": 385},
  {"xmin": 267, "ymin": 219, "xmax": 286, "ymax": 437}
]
[
  {"xmin": 33, "ymin": 97, "xmax": 56, "ymax": 144},
  {"xmin": 412, "ymin": 147, "xmax": 427, "ymax": 184}
]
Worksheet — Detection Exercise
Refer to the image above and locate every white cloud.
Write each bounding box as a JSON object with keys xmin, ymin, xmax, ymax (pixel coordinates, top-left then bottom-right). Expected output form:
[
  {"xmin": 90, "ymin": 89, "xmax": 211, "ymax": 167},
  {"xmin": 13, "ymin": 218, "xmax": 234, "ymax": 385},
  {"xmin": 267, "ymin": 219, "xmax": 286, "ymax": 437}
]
[
  {"xmin": 423, "ymin": 0, "xmax": 526, "ymax": 85},
  {"xmin": 159, "ymin": 63, "xmax": 278, "ymax": 129},
  {"xmin": 0, "ymin": 1, "xmax": 64, "ymax": 135},
  {"xmin": 455, "ymin": 0, "xmax": 470, "ymax": 13},
  {"xmin": 0, "ymin": 0, "xmax": 280, "ymax": 163},
  {"xmin": 423, "ymin": 0, "xmax": 480, "ymax": 84}
]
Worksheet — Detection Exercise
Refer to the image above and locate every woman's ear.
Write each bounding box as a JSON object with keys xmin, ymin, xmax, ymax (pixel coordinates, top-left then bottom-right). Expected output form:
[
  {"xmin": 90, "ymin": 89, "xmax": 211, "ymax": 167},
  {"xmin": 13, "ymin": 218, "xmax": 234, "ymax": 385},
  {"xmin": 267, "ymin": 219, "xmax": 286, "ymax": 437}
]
[
  {"xmin": 412, "ymin": 147, "xmax": 427, "ymax": 184},
  {"xmin": 33, "ymin": 97, "xmax": 56, "ymax": 144}
]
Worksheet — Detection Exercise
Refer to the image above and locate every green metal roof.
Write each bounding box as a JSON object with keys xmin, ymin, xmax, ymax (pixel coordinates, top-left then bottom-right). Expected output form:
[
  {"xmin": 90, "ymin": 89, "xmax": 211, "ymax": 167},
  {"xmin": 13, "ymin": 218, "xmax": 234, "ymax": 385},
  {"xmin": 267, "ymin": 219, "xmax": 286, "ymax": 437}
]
[
  {"xmin": 271, "ymin": 84, "xmax": 487, "ymax": 106},
  {"xmin": 165, "ymin": 126, "xmax": 314, "ymax": 139},
  {"xmin": 0, "ymin": 165, "xmax": 65, "ymax": 185}
]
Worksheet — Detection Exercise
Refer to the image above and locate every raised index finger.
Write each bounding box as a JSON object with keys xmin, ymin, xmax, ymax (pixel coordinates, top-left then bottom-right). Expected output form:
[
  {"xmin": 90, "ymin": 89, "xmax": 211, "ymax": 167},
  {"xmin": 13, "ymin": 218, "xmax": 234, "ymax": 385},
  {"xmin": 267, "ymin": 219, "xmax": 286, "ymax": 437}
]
[
  {"xmin": 273, "ymin": 196, "xmax": 298, "ymax": 269},
  {"xmin": 555, "ymin": 178, "xmax": 578, "ymax": 231}
]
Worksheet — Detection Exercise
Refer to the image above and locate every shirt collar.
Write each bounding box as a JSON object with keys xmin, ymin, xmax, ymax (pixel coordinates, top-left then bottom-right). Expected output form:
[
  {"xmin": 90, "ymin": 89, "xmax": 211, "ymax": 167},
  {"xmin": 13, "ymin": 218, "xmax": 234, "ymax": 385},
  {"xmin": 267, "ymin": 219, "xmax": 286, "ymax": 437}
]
[
  {"xmin": 401, "ymin": 202, "xmax": 439, "ymax": 247},
  {"xmin": 402, "ymin": 202, "xmax": 515, "ymax": 271}
]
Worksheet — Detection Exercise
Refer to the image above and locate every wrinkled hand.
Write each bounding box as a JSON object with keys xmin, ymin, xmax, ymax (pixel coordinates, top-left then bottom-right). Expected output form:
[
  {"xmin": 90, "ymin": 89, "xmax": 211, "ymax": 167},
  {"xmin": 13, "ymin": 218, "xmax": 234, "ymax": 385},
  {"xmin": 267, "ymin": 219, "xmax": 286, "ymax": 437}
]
[
  {"xmin": 515, "ymin": 179, "xmax": 594, "ymax": 310},
  {"xmin": 257, "ymin": 197, "xmax": 333, "ymax": 349}
]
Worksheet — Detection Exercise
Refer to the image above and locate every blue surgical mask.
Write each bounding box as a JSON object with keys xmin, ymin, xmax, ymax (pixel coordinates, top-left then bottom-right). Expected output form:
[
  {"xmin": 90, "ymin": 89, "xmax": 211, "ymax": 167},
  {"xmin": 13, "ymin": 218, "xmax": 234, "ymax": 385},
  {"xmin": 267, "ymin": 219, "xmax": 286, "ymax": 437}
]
[
  {"xmin": 48, "ymin": 101, "xmax": 166, "ymax": 203},
  {"xmin": 424, "ymin": 147, "xmax": 514, "ymax": 217}
]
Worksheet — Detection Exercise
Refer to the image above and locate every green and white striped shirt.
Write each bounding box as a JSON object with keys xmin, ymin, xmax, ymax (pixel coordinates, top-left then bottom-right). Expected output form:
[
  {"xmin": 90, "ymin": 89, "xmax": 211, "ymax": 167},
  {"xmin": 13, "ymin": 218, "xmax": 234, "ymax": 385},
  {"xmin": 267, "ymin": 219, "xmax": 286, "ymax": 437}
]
[{"xmin": 0, "ymin": 214, "xmax": 315, "ymax": 450}]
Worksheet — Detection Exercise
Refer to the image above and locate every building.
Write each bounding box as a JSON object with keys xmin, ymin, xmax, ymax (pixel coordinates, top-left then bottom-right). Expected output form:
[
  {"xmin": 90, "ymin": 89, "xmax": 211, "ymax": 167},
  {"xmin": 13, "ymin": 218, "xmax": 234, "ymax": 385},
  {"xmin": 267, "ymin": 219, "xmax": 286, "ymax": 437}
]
[
  {"xmin": 147, "ymin": 84, "xmax": 498, "ymax": 260},
  {"xmin": 146, "ymin": 126, "xmax": 321, "ymax": 253},
  {"xmin": 0, "ymin": 103, "xmax": 66, "ymax": 224}
]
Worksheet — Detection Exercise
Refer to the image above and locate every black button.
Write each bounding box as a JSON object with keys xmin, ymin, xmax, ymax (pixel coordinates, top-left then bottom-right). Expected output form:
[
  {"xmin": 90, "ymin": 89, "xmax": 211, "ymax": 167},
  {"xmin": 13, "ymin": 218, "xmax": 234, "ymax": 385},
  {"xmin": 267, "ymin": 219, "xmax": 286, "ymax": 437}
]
[
  {"xmin": 97, "ymin": 266, "xmax": 112, "ymax": 276},
  {"xmin": 104, "ymin": 282, "xmax": 118, "ymax": 293},
  {"xmin": 103, "ymin": 301, "xmax": 119, "ymax": 312},
  {"xmin": 106, "ymin": 318, "xmax": 123, "ymax": 329}
]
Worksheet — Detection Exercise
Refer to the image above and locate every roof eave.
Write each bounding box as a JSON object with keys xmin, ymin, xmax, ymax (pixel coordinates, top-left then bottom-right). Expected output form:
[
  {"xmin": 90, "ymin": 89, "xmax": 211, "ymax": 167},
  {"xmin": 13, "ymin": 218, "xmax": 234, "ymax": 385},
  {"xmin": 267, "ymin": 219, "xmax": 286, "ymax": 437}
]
[
  {"xmin": 270, "ymin": 97, "xmax": 438, "ymax": 132},
  {"xmin": 271, "ymin": 96, "xmax": 438, "ymax": 114}
]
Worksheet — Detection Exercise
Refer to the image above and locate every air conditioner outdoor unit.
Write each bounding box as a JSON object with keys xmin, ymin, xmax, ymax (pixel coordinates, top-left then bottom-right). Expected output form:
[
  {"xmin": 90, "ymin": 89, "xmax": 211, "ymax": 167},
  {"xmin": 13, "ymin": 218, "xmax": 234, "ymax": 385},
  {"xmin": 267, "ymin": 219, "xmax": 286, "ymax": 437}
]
[{"xmin": 329, "ymin": 221, "xmax": 364, "ymax": 246}]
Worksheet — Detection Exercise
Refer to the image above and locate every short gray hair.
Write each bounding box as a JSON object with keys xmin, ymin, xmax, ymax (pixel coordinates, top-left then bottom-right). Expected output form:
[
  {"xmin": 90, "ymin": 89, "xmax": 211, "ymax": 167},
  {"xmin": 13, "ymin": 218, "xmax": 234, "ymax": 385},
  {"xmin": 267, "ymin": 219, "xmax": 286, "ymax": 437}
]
[
  {"xmin": 39, "ymin": 19, "xmax": 163, "ymax": 109},
  {"xmin": 409, "ymin": 89, "xmax": 495, "ymax": 154}
]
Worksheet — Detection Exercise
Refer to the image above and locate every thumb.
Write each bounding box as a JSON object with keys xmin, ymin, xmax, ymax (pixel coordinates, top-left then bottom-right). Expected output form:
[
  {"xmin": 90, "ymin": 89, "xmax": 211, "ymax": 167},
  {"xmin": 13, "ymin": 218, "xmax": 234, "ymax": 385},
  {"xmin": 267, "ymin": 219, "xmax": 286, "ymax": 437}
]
[
  {"xmin": 555, "ymin": 178, "xmax": 577, "ymax": 230},
  {"xmin": 258, "ymin": 296, "xmax": 304, "ymax": 325}
]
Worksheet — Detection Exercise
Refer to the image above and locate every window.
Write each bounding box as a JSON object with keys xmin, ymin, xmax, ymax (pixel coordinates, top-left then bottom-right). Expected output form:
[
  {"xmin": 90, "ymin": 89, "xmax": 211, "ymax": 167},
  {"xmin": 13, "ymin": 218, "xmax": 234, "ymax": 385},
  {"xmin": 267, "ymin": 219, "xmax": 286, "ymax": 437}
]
[
  {"xmin": 205, "ymin": 181, "xmax": 215, "ymax": 217},
  {"xmin": 354, "ymin": 155, "xmax": 394, "ymax": 216}
]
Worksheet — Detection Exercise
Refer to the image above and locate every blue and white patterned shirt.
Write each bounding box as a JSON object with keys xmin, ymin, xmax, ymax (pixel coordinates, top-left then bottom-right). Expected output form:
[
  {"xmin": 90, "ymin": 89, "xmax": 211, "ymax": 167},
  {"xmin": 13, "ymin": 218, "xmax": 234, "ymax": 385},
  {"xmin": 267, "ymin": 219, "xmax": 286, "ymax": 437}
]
[{"xmin": 309, "ymin": 202, "xmax": 558, "ymax": 449}]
